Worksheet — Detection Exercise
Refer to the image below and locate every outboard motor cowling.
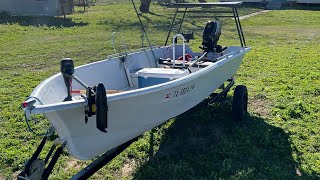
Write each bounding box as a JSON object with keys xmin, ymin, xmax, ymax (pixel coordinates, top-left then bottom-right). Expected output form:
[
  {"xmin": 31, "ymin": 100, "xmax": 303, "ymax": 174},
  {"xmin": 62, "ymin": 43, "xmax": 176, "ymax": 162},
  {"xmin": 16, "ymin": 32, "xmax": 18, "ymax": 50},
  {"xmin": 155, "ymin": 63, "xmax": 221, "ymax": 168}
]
[
  {"xmin": 201, "ymin": 21, "xmax": 225, "ymax": 53},
  {"xmin": 61, "ymin": 58, "xmax": 75, "ymax": 101}
]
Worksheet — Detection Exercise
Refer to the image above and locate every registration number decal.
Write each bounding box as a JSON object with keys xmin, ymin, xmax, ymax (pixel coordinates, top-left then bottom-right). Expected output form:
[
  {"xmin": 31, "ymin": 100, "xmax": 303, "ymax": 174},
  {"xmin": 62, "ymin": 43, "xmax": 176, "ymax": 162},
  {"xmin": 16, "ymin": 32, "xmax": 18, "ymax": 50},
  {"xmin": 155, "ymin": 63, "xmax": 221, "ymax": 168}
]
[{"xmin": 165, "ymin": 84, "xmax": 195, "ymax": 101}]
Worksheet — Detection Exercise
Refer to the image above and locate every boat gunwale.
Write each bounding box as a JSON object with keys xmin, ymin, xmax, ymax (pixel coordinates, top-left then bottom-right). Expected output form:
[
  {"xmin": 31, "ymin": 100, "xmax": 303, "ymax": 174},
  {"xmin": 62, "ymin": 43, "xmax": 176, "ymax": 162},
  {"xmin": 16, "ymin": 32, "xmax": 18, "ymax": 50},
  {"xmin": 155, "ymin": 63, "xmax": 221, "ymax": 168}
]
[{"xmin": 28, "ymin": 46, "xmax": 251, "ymax": 115}]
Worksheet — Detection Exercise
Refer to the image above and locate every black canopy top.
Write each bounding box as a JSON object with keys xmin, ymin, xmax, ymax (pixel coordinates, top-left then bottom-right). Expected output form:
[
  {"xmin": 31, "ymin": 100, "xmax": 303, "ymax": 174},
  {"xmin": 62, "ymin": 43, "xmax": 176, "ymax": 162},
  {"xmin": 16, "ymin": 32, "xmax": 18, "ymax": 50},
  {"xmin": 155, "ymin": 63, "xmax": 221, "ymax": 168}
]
[{"xmin": 172, "ymin": 2, "xmax": 243, "ymax": 8}]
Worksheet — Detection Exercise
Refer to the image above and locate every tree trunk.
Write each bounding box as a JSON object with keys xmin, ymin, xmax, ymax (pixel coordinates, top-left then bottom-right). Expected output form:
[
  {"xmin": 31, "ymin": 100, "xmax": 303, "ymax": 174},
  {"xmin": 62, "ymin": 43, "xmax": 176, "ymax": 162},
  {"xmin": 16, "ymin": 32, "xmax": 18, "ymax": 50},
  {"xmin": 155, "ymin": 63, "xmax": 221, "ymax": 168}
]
[{"xmin": 140, "ymin": 0, "xmax": 151, "ymax": 13}]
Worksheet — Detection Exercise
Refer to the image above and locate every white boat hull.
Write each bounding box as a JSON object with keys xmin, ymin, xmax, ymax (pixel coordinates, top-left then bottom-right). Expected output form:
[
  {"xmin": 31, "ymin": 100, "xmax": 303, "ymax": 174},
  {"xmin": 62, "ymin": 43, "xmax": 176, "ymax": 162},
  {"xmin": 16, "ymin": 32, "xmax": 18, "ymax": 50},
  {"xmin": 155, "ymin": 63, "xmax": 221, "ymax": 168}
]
[{"xmin": 26, "ymin": 45, "xmax": 250, "ymax": 160}]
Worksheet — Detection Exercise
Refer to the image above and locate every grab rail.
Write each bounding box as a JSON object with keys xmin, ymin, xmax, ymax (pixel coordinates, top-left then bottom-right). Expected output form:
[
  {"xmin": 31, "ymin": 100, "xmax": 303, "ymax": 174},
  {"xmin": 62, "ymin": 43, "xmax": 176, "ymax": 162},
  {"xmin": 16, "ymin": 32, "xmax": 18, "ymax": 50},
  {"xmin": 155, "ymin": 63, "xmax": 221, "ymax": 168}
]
[{"xmin": 172, "ymin": 34, "xmax": 186, "ymax": 68}]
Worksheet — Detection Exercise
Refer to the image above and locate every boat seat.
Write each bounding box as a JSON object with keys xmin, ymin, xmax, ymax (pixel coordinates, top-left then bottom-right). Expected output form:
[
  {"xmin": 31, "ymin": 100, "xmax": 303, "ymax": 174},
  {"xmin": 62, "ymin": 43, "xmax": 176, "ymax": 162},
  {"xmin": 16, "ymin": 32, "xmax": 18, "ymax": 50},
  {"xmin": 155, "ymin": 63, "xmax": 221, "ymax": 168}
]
[
  {"xmin": 160, "ymin": 60, "xmax": 213, "ymax": 68},
  {"xmin": 71, "ymin": 88, "xmax": 131, "ymax": 101}
]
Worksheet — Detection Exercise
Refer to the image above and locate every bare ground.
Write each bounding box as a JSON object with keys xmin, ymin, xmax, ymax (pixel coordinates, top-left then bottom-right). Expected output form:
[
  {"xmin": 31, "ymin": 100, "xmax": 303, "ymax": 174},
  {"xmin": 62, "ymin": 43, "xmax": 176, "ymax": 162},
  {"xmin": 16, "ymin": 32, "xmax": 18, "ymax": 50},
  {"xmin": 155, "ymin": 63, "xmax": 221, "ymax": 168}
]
[
  {"xmin": 64, "ymin": 158, "xmax": 82, "ymax": 172},
  {"xmin": 249, "ymin": 98, "xmax": 270, "ymax": 118},
  {"xmin": 121, "ymin": 159, "xmax": 136, "ymax": 177},
  {"xmin": 240, "ymin": 10, "xmax": 272, "ymax": 20}
]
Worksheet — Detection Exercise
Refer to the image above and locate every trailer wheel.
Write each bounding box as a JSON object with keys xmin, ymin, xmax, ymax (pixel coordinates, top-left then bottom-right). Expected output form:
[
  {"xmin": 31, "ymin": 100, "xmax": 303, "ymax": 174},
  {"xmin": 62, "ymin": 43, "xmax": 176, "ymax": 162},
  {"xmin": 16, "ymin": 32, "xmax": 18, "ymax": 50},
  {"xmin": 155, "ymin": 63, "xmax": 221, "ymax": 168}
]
[
  {"xmin": 22, "ymin": 158, "xmax": 45, "ymax": 179},
  {"xmin": 0, "ymin": 11, "xmax": 10, "ymax": 18},
  {"xmin": 232, "ymin": 85, "xmax": 248, "ymax": 121}
]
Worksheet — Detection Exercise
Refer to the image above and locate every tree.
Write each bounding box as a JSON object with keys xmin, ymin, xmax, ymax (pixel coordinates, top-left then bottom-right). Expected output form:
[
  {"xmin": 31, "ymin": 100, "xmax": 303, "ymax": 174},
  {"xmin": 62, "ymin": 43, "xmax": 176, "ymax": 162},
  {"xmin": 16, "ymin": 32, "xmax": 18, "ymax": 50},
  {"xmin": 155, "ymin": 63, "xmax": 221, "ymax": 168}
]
[{"xmin": 139, "ymin": 0, "xmax": 207, "ymax": 13}]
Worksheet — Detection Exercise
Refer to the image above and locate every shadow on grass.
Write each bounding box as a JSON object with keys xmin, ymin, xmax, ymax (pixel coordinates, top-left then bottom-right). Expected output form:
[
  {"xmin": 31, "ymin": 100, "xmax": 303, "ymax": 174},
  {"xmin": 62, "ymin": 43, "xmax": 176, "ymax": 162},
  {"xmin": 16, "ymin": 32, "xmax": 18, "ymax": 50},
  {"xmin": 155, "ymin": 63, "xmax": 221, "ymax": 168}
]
[
  {"xmin": 0, "ymin": 16, "xmax": 88, "ymax": 28},
  {"xmin": 133, "ymin": 99, "xmax": 318, "ymax": 179}
]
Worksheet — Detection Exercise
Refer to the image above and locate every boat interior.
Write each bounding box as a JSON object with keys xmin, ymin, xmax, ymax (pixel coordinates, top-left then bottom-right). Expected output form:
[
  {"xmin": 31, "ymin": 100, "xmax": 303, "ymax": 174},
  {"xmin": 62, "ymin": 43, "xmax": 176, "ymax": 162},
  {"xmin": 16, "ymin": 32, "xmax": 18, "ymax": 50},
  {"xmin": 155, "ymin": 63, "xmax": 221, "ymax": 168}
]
[
  {"xmin": 32, "ymin": 30, "xmax": 243, "ymax": 106},
  {"xmin": 69, "ymin": 43, "xmax": 241, "ymax": 98},
  {"xmin": 68, "ymin": 21, "xmax": 235, "ymax": 97}
]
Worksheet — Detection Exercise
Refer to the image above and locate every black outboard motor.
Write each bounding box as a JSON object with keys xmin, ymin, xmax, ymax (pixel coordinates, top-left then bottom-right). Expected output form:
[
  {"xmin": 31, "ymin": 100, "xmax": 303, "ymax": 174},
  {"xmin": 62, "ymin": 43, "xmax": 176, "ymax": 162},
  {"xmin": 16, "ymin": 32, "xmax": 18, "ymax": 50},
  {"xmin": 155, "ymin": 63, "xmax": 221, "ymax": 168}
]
[
  {"xmin": 60, "ymin": 58, "xmax": 108, "ymax": 133},
  {"xmin": 201, "ymin": 21, "xmax": 226, "ymax": 53},
  {"xmin": 61, "ymin": 58, "xmax": 74, "ymax": 101}
]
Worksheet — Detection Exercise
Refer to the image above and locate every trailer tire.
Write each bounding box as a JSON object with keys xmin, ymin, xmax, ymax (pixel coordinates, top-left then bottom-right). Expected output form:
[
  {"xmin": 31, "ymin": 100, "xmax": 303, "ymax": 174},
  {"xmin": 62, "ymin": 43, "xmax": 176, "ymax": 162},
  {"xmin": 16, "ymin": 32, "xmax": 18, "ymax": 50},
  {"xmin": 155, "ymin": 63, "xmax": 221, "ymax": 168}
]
[
  {"xmin": 232, "ymin": 85, "xmax": 248, "ymax": 121},
  {"xmin": 0, "ymin": 11, "xmax": 10, "ymax": 18}
]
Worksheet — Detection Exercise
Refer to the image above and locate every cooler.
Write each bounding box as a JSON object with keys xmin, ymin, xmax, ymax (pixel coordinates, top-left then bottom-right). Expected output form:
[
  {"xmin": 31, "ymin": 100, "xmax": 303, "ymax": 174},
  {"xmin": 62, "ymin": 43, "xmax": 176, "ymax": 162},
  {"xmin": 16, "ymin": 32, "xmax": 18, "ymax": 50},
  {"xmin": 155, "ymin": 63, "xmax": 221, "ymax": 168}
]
[{"xmin": 134, "ymin": 68, "xmax": 189, "ymax": 88}]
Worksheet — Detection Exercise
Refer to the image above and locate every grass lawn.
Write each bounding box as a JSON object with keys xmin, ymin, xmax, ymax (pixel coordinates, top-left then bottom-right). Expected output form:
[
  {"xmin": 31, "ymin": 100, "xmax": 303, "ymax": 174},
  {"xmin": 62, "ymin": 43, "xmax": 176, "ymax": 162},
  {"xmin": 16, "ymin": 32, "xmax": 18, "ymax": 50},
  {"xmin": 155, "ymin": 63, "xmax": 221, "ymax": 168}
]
[{"xmin": 0, "ymin": 1, "xmax": 319, "ymax": 179}]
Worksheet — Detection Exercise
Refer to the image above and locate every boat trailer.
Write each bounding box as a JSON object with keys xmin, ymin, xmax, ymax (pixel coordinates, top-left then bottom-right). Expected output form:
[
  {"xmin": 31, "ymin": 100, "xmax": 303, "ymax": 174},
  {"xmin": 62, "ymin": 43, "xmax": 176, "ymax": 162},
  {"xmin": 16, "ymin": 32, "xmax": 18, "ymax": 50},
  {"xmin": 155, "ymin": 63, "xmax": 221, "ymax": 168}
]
[{"xmin": 17, "ymin": 135, "xmax": 139, "ymax": 180}]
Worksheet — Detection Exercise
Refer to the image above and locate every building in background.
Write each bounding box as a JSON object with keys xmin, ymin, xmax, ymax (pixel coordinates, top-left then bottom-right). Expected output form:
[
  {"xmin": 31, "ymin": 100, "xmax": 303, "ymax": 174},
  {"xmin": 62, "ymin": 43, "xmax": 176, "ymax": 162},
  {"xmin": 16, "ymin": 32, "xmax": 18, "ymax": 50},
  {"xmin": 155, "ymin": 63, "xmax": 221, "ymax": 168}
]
[{"xmin": 0, "ymin": 0, "xmax": 73, "ymax": 17}]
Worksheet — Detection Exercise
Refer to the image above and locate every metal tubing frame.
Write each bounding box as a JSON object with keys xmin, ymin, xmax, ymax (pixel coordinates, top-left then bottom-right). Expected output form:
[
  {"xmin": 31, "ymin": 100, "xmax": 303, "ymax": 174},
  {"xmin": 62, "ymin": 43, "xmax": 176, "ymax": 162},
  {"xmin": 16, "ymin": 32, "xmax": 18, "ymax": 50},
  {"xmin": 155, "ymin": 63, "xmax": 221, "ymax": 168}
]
[
  {"xmin": 42, "ymin": 142, "xmax": 66, "ymax": 179},
  {"xmin": 130, "ymin": 0, "xmax": 157, "ymax": 63},
  {"xmin": 44, "ymin": 145, "xmax": 56, "ymax": 164},
  {"xmin": 207, "ymin": 77, "xmax": 235, "ymax": 104},
  {"xmin": 165, "ymin": 7, "xmax": 179, "ymax": 46},
  {"xmin": 177, "ymin": 8, "xmax": 188, "ymax": 35},
  {"xmin": 232, "ymin": 7, "xmax": 243, "ymax": 47},
  {"xmin": 172, "ymin": 2, "xmax": 242, "ymax": 8},
  {"xmin": 172, "ymin": 34, "xmax": 186, "ymax": 68},
  {"xmin": 72, "ymin": 74, "xmax": 90, "ymax": 89},
  {"xmin": 165, "ymin": 7, "xmax": 188, "ymax": 46},
  {"xmin": 234, "ymin": 7, "xmax": 246, "ymax": 47},
  {"xmin": 177, "ymin": 10, "xmax": 233, "ymax": 14},
  {"xmin": 183, "ymin": 15, "xmax": 236, "ymax": 18},
  {"xmin": 165, "ymin": 3, "xmax": 247, "ymax": 47}
]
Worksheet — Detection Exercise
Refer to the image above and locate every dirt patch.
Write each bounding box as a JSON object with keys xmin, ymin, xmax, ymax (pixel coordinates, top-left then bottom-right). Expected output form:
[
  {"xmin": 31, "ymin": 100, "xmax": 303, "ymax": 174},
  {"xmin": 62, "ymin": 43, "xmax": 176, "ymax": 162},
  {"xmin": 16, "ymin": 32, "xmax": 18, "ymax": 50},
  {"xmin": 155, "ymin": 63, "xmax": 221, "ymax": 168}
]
[
  {"xmin": 11, "ymin": 171, "xmax": 20, "ymax": 179},
  {"xmin": 0, "ymin": 173, "xmax": 4, "ymax": 180},
  {"xmin": 240, "ymin": 10, "xmax": 272, "ymax": 20},
  {"xmin": 64, "ymin": 158, "xmax": 82, "ymax": 172},
  {"xmin": 249, "ymin": 98, "xmax": 270, "ymax": 118},
  {"xmin": 121, "ymin": 159, "xmax": 136, "ymax": 177}
]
